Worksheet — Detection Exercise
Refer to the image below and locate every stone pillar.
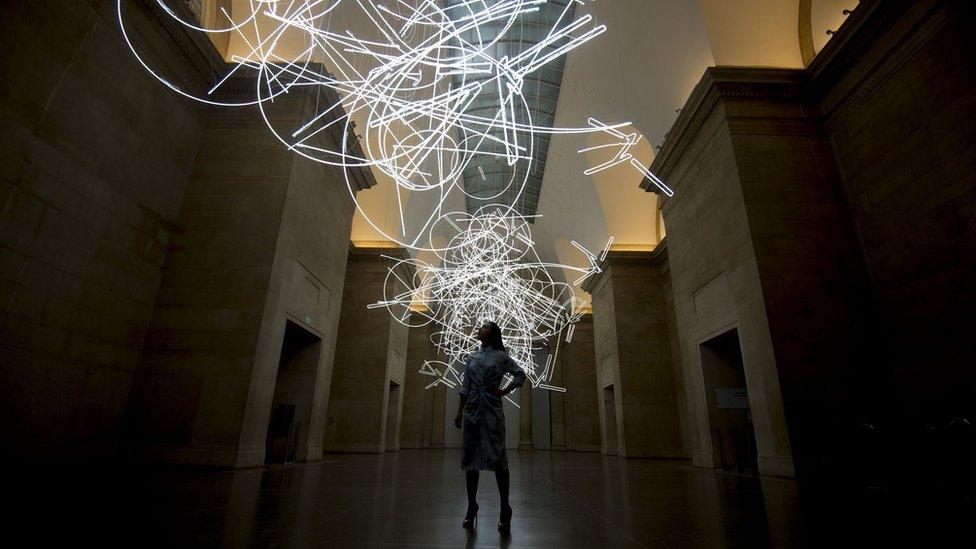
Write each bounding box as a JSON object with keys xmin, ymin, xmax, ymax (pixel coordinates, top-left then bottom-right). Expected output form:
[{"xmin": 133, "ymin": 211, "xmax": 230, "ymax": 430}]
[
  {"xmin": 399, "ymin": 322, "xmax": 448, "ymax": 448},
  {"xmin": 548, "ymin": 342, "xmax": 567, "ymax": 451},
  {"xmin": 429, "ymin": 386, "xmax": 447, "ymax": 449},
  {"xmin": 819, "ymin": 0, "xmax": 976, "ymax": 423},
  {"xmin": 559, "ymin": 315, "xmax": 601, "ymax": 452},
  {"xmin": 324, "ymin": 247, "xmax": 409, "ymax": 453},
  {"xmin": 646, "ymin": 67, "xmax": 870, "ymax": 478},
  {"xmin": 583, "ymin": 248, "xmax": 684, "ymax": 459},
  {"xmin": 517, "ymin": 384, "xmax": 533, "ymax": 450},
  {"xmin": 0, "ymin": 0, "xmax": 207, "ymax": 462},
  {"xmin": 127, "ymin": 77, "xmax": 371, "ymax": 467}
]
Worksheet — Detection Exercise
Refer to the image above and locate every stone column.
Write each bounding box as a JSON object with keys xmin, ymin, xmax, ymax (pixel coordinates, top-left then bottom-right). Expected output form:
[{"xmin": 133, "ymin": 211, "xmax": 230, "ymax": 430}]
[
  {"xmin": 548, "ymin": 342, "xmax": 567, "ymax": 451},
  {"xmin": 646, "ymin": 66, "xmax": 875, "ymax": 478},
  {"xmin": 0, "ymin": 0, "xmax": 208, "ymax": 462},
  {"xmin": 560, "ymin": 315, "xmax": 601, "ymax": 452},
  {"xmin": 583, "ymin": 248, "xmax": 684, "ymax": 459},
  {"xmin": 429, "ymin": 387, "xmax": 447, "ymax": 449},
  {"xmin": 819, "ymin": 0, "xmax": 976, "ymax": 429},
  {"xmin": 128, "ymin": 77, "xmax": 372, "ymax": 467},
  {"xmin": 517, "ymin": 385, "xmax": 533, "ymax": 450},
  {"xmin": 400, "ymin": 322, "xmax": 446, "ymax": 448},
  {"xmin": 324, "ymin": 247, "xmax": 409, "ymax": 453}
]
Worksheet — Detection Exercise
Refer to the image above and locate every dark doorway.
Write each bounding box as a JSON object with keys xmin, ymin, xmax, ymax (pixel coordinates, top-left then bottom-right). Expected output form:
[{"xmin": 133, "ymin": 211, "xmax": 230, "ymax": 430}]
[
  {"xmin": 385, "ymin": 381, "xmax": 400, "ymax": 452},
  {"xmin": 265, "ymin": 320, "xmax": 322, "ymax": 464},
  {"xmin": 700, "ymin": 329, "xmax": 758, "ymax": 474},
  {"xmin": 604, "ymin": 384, "xmax": 617, "ymax": 456}
]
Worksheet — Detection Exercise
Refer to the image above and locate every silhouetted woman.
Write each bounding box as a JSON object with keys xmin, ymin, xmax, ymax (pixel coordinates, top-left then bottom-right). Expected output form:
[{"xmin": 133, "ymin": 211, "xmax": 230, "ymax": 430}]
[{"xmin": 453, "ymin": 321, "xmax": 526, "ymax": 532}]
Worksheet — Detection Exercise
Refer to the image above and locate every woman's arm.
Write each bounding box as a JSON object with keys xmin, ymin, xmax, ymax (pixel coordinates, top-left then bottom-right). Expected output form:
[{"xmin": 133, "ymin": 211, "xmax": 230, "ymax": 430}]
[
  {"xmin": 489, "ymin": 356, "xmax": 526, "ymax": 397},
  {"xmin": 505, "ymin": 356, "xmax": 526, "ymax": 388}
]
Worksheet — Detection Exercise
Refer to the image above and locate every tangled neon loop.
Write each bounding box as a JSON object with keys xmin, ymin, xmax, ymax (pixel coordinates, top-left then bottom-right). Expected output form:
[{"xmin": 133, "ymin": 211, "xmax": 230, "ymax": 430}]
[
  {"xmin": 119, "ymin": 1, "xmax": 672, "ymax": 395},
  {"xmin": 369, "ymin": 205, "xmax": 608, "ymax": 402}
]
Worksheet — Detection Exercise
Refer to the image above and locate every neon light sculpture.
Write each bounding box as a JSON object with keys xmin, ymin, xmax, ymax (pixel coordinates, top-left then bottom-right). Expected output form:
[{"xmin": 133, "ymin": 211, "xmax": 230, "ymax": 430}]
[
  {"xmin": 119, "ymin": 1, "xmax": 672, "ymax": 394},
  {"xmin": 580, "ymin": 118, "xmax": 674, "ymax": 197},
  {"xmin": 369, "ymin": 205, "xmax": 608, "ymax": 400}
]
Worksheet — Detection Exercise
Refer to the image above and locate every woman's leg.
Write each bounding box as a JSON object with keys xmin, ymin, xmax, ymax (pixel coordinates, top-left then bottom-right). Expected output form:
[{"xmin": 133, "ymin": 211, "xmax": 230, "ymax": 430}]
[
  {"xmin": 465, "ymin": 470, "xmax": 480, "ymax": 506},
  {"xmin": 495, "ymin": 469, "xmax": 509, "ymax": 507}
]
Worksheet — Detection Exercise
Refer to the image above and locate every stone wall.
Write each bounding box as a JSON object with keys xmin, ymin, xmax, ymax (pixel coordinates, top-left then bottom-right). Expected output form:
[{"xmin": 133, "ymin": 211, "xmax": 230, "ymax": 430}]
[
  {"xmin": 238, "ymin": 114, "xmax": 359, "ymax": 463},
  {"xmin": 550, "ymin": 315, "xmax": 601, "ymax": 452},
  {"xmin": 124, "ymin": 89, "xmax": 290, "ymax": 466},
  {"xmin": 588, "ymin": 268, "xmax": 618, "ymax": 455},
  {"xmin": 815, "ymin": 0, "xmax": 976, "ymax": 421},
  {"xmin": 0, "ymin": 1, "xmax": 370, "ymax": 466},
  {"xmin": 585, "ymin": 250, "xmax": 683, "ymax": 458},
  {"xmin": 125, "ymin": 81, "xmax": 364, "ymax": 466},
  {"xmin": 0, "ymin": 0, "xmax": 209, "ymax": 460},
  {"xmin": 648, "ymin": 0, "xmax": 974, "ymax": 478},
  {"xmin": 650, "ymin": 71, "xmax": 798, "ymax": 477},
  {"xmin": 399, "ymin": 322, "xmax": 448, "ymax": 449},
  {"xmin": 324, "ymin": 247, "xmax": 409, "ymax": 453},
  {"xmin": 661, "ymin": 255, "xmax": 693, "ymax": 457}
]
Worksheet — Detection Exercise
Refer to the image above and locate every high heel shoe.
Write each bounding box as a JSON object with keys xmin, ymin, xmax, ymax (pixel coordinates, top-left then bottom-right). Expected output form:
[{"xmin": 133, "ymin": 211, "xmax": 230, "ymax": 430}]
[
  {"xmin": 497, "ymin": 503, "xmax": 512, "ymax": 532},
  {"xmin": 462, "ymin": 502, "xmax": 479, "ymax": 529}
]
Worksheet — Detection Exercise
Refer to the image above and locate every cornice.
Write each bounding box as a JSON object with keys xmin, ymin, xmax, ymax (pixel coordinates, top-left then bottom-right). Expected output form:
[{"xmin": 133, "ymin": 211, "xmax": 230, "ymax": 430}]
[
  {"xmin": 348, "ymin": 244, "xmax": 414, "ymax": 279},
  {"xmin": 129, "ymin": 0, "xmax": 225, "ymax": 88},
  {"xmin": 348, "ymin": 244, "xmax": 408, "ymax": 260},
  {"xmin": 210, "ymin": 64, "xmax": 377, "ymax": 192},
  {"xmin": 125, "ymin": 2, "xmax": 376, "ymax": 192},
  {"xmin": 814, "ymin": 0, "xmax": 952, "ymax": 129},
  {"xmin": 645, "ymin": 0, "xmax": 929, "ymax": 196},
  {"xmin": 579, "ymin": 269, "xmax": 602, "ymax": 295},
  {"xmin": 643, "ymin": 68, "xmax": 805, "ymax": 192},
  {"xmin": 605, "ymin": 245, "xmax": 669, "ymax": 267},
  {"xmin": 580, "ymin": 241, "xmax": 668, "ymax": 293},
  {"xmin": 805, "ymin": 0, "xmax": 920, "ymax": 97}
]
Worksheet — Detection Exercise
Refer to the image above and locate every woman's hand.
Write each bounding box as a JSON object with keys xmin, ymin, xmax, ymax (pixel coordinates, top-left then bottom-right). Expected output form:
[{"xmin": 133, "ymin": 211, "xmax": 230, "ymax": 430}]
[
  {"xmin": 488, "ymin": 386, "xmax": 508, "ymax": 398},
  {"xmin": 454, "ymin": 415, "xmax": 462, "ymax": 429}
]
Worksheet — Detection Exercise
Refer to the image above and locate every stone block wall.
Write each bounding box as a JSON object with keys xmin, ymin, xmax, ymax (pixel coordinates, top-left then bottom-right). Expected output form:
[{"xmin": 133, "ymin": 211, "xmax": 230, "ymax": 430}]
[
  {"xmin": 816, "ymin": 0, "xmax": 976, "ymax": 420},
  {"xmin": 0, "ymin": 0, "xmax": 208, "ymax": 460},
  {"xmin": 399, "ymin": 322, "xmax": 448, "ymax": 449},
  {"xmin": 661, "ymin": 255, "xmax": 693, "ymax": 458},
  {"xmin": 550, "ymin": 315, "xmax": 601, "ymax": 452},
  {"xmin": 1, "ymin": 1, "xmax": 368, "ymax": 466},
  {"xmin": 125, "ymin": 92, "xmax": 296, "ymax": 466},
  {"xmin": 650, "ymin": 75, "xmax": 797, "ymax": 476},
  {"xmin": 725, "ymin": 72, "xmax": 870, "ymax": 475},
  {"xmin": 648, "ymin": 0, "xmax": 974, "ymax": 478},
  {"xmin": 325, "ymin": 247, "xmax": 409, "ymax": 453},
  {"xmin": 125, "ymin": 82, "xmax": 363, "ymax": 466},
  {"xmin": 585, "ymin": 250, "xmax": 684, "ymax": 458},
  {"xmin": 588, "ymin": 268, "xmax": 618, "ymax": 455},
  {"xmin": 237, "ymin": 119, "xmax": 358, "ymax": 463},
  {"xmin": 548, "ymin": 340, "xmax": 567, "ymax": 450}
]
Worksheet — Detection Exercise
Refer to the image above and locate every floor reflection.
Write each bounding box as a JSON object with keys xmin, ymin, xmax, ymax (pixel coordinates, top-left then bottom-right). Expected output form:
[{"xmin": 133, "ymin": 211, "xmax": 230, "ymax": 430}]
[{"xmin": 15, "ymin": 449, "xmax": 972, "ymax": 547}]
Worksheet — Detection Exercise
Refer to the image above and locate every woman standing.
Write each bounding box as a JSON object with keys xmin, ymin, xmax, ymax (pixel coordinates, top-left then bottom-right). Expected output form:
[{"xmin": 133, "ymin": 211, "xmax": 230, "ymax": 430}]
[{"xmin": 453, "ymin": 321, "xmax": 526, "ymax": 532}]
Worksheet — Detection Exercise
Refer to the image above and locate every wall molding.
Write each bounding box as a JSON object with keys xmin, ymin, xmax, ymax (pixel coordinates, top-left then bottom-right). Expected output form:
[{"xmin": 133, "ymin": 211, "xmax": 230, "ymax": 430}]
[{"xmin": 581, "ymin": 243, "xmax": 668, "ymax": 293}]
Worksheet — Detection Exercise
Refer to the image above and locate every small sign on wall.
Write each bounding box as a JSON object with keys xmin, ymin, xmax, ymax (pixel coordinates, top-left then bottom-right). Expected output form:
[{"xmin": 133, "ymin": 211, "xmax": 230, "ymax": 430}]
[{"xmin": 716, "ymin": 388, "xmax": 749, "ymax": 409}]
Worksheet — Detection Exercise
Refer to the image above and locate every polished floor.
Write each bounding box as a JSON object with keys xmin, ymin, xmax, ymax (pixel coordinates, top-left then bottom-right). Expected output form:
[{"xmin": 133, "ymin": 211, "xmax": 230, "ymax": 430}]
[{"xmin": 19, "ymin": 449, "xmax": 971, "ymax": 548}]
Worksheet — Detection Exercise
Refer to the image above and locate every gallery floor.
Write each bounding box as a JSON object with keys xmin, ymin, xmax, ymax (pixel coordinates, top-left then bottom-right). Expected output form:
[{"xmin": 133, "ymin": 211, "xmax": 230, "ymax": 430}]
[{"xmin": 18, "ymin": 449, "xmax": 970, "ymax": 548}]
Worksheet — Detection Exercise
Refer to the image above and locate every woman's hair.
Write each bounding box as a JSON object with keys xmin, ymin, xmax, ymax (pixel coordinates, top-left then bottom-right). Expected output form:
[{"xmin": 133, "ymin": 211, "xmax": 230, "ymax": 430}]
[{"xmin": 482, "ymin": 321, "xmax": 507, "ymax": 353}]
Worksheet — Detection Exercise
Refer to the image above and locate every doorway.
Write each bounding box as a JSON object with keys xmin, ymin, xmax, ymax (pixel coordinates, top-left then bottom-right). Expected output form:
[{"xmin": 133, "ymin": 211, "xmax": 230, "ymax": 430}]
[
  {"xmin": 385, "ymin": 381, "xmax": 400, "ymax": 452},
  {"xmin": 604, "ymin": 385, "xmax": 617, "ymax": 456},
  {"xmin": 265, "ymin": 320, "xmax": 322, "ymax": 464},
  {"xmin": 699, "ymin": 328, "xmax": 757, "ymax": 474}
]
